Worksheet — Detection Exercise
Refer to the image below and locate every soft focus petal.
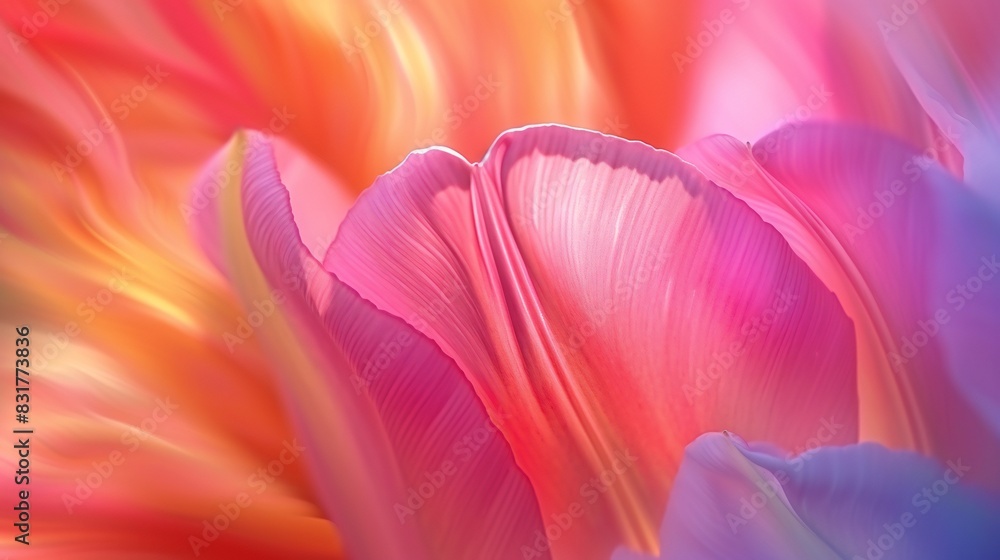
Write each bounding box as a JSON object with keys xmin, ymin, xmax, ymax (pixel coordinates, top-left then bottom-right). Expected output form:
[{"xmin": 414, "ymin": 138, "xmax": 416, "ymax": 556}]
[
  {"xmin": 615, "ymin": 433, "xmax": 1000, "ymax": 559},
  {"xmin": 842, "ymin": 0, "xmax": 1000, "ymax": 199},
  {"xmin": 0, "ymin": 31, "xmax": 341, "ymax": 560},
  {"xmin": 327, "ymin": 124, "xmax": 858, "ymax": 558},
  {"xmin": 680, "ymin": 124, "xmax": 1000, "ymax": 483},
  {"xmin": 190, "ymin": 131, "xmax": 550, "ymax": 560},
  {"xmin": 272, "ymin": 136, "xmax": 356, "ymax": 260},
  {"xmin": 676, "ymin": 0, "xmax": 961, "ymax": 168}
]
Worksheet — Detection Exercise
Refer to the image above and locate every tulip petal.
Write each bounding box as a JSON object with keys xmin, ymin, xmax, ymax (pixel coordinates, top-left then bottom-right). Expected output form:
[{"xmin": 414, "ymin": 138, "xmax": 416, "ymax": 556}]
[
  {"xmin": 675, "ymin": 0, "xmax": 957, "ymax": 166},
  {"xmin": 614, "ymin": 432, "xmax": 1000, "ymax": 559},
  {"xmin": 863, "ymin": 0, "xmax": 1000, "ymax": 200},
  {"xmin": 680, "ymin": 124, "xmax": 1000, "ymax": 483},
  {"xmin": 327, "ymin": 124, "xmax": 858, "ymax": 558},
  {"xmin": 190, "ymin": 132, "xmax": 549, "ymax": 560}
]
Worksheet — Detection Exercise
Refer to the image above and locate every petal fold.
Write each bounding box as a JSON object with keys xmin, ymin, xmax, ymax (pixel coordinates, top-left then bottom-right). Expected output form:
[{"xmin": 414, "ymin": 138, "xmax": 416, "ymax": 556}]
[
  {"xmin": 190, "ymin": 132, "xmax": 549, "ymax": 560},
  {"xmin": 680, "ymin": 124, "xmax": 1000, "ymax": 484},
  {"xmin": 861, "ymin": 0, "xmax": 1000, "ymax": 200},
  {"xmin": 328, "ymin": 124, "xmax": 858, "ymax": 558}
]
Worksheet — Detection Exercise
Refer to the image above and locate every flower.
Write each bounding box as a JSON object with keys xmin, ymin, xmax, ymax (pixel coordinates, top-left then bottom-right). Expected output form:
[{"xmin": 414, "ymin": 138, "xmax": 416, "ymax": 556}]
[
  {"xmin": 189, "ymin": 116, "xmax": 1000, "ymax": 558},
  {"xmin": 2, "ymin": 0, "xmax": 999, "ymax": 558}
]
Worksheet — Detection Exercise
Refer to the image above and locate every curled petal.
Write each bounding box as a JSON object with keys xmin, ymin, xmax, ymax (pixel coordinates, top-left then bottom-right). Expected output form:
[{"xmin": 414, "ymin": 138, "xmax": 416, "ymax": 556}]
[
  {"xmin": 190, "ymin": 132, "xmax": 549, "ymax": 560},
  {"xmin": 328, "ymin": 124, "xmax": 858, "ymax": 558},
  {"xmin": 615, "ymin": 432, "xmax": 1000, "ymax": 559},
  {"xmin": 680, "ymin": 124, "xmax": 1000, "ymax": 484},
  {"xmin": 851, "ymin": 0, "xmax": 1000, "ymax": 200}
]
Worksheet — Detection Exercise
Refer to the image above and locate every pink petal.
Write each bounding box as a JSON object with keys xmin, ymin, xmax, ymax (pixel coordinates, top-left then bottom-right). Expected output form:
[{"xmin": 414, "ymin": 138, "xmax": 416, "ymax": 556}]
[
  {"xmin": 616, "ymin": 432, "xmax": 1000, "ymax": 559},
  {"xmin": 327, "ymin": 124, "xmax": 858, "ymax": 559},
  {"xmin": 190, "ymin": 132, "xmax": 549, "ymax": 560},
  {"xmin": 680, "ymin": 124, "xmax": 1000, "ymax": 483},
  {"xmin": 854, "ymin": 0, "xmax": 1000, "ymax": 199},
  {"xmin": 676, "ymin": 0, "xmax": 952, "ymax": 168},
  {"xmin": 271, "ymin": 136, "xmax": 355, "ymax": 260}
]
